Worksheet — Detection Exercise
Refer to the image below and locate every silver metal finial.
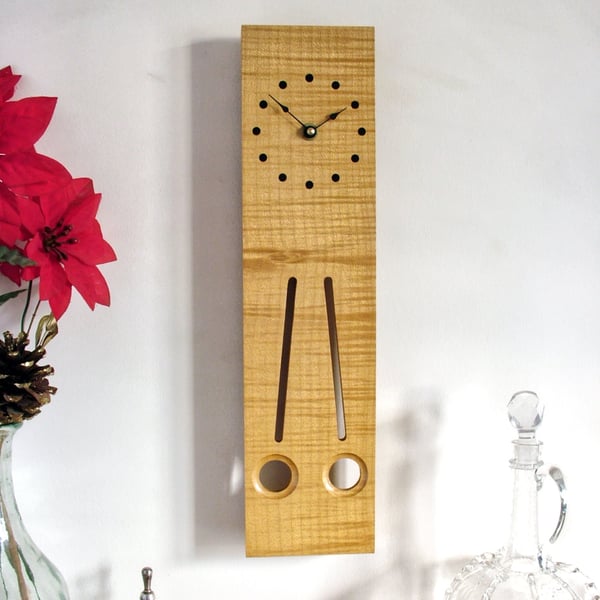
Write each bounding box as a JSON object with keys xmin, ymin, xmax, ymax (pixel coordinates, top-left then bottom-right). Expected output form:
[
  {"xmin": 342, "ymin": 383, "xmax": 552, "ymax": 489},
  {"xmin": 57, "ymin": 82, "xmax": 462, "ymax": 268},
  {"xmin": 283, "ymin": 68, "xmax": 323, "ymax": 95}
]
[{"xmin": 140, "ymin": 567, "xmax": 155, "ymax": 600}]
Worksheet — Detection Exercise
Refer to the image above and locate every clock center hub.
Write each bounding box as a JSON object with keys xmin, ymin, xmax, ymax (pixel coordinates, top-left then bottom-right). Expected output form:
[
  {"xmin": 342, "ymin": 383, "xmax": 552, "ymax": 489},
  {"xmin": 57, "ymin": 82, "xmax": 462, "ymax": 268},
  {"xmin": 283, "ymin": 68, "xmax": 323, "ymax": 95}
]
[{"xmin": 303, "ymin": 125, "xmax": 317, "ymax": 139}]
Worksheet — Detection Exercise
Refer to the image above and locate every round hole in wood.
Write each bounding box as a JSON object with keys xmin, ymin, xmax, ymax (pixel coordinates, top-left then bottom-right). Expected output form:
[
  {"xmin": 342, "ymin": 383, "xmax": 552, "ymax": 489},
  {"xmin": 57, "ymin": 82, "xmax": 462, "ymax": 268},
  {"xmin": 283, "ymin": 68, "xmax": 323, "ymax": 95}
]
[
  {"xmin": 324, "ymin": 454, "xmax": 367, "ymax": 496},
  {"xmin": 253, "ymin": 455, "xmax": 298, "ymax": 498}
]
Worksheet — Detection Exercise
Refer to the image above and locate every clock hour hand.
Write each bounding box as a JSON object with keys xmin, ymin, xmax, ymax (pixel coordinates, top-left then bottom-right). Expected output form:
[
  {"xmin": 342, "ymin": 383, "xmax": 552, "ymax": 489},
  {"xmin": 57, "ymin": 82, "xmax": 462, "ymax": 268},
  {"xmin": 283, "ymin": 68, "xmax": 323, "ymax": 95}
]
[{"xmin": 315, "ymin": 106, "xmax": 348, "ymax": 129}]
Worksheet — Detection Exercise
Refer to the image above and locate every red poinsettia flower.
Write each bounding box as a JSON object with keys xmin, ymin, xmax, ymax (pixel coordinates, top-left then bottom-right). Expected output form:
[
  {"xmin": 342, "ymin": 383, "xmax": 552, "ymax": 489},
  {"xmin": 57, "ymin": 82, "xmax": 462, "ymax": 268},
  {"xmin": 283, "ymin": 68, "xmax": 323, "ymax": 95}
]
[{"xmin": 18, "ymin": 178, "xmax": 117, "ymax": 319}]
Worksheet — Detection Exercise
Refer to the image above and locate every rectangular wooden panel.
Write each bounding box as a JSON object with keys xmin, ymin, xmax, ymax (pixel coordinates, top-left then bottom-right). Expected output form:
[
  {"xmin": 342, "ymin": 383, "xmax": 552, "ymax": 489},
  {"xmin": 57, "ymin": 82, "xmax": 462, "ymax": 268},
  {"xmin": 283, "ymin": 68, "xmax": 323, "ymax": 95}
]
[{"xmin": 241, "ymin": 25, "xmax": 375, "ymax": 556}]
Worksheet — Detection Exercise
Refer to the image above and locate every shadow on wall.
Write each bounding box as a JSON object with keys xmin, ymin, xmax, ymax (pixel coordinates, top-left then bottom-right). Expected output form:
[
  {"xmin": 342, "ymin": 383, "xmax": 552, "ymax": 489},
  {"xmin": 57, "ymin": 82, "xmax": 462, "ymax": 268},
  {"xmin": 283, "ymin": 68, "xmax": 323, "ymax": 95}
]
[
  {"xmin": 185, "ymin": 41, "xmax": 473, "ymax": 583},
  {"xmin": 74, "ymin": 564, "xmax": 112, "ymax": 600},
  {"xmin": 189, "ymin": 39, "xmax": 245, "ymax": 553},
  {"xmin": 325, "ymin": 390, "xmax": 468, "ymax": 599}
]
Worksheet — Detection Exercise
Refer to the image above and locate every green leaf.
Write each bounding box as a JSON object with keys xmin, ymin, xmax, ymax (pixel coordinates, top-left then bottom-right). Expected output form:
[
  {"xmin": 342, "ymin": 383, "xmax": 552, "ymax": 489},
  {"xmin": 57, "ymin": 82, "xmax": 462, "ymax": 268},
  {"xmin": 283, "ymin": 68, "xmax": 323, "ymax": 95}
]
[
  {"xmin": 0, "ymin": 289, "xmax": 27, "ymax": 306},
  {"xmin": 0, "ymin": 245, "xmax": 36, "ymax": 267}
]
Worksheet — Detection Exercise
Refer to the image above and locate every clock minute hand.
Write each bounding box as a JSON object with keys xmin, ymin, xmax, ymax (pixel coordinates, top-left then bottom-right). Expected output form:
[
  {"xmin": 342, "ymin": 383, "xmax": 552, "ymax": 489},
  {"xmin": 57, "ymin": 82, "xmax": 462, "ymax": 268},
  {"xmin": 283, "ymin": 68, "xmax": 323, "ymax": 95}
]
[
  {"xmin": 268, "ymin": 94, "xmax": 307, "ymax": 128},
  {"xmin": 315, "ymin": 106, "xmax": 348, "ymax": 129}
]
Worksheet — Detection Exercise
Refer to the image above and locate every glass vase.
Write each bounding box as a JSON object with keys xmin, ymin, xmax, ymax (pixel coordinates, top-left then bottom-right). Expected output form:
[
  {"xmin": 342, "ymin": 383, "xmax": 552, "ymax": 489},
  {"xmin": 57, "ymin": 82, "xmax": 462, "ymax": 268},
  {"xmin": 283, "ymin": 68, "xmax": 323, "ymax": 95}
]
[{"xmin": 0, "ymin": 422, "xmax": 69, "ymax": 599}]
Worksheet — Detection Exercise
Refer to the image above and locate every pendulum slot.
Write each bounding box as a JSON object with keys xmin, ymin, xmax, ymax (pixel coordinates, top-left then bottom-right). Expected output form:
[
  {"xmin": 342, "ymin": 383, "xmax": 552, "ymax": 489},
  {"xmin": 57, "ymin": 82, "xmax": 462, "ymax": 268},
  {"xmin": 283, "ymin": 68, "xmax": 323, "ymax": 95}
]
[
  {"xmin": 324, "ymin": 277, "xmax": 346, "ymax": 441},
  {"xmin": 275, "ymin": 277, "xmax": 297, "ymax": 442}
]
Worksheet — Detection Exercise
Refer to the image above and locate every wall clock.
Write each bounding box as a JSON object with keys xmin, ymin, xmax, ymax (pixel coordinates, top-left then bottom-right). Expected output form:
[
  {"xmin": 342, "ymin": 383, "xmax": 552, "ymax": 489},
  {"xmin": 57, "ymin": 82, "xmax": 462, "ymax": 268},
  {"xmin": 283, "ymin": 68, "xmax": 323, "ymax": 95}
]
[{"xmin": 241, "ymin": 24, "xmax": 375, "ymax": 557}]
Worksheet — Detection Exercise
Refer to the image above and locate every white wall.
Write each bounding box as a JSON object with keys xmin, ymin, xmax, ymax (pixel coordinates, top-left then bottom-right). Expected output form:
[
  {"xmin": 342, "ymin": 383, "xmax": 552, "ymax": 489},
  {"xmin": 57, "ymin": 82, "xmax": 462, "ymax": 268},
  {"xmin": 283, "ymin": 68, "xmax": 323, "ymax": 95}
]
[{"xmin": 2, "ymin": 1, "xmax": 600, "ymax": 598}]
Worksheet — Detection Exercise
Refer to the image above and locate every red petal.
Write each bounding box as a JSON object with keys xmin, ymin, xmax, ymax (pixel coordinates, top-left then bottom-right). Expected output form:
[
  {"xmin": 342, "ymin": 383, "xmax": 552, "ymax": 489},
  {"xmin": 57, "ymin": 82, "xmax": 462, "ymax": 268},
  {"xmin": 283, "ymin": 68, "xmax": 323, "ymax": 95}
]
[
  {"xmin": 41, "ymin": 178, "xmax": 98, "ymax": 228},
  {"xmin": 68, "ymin": 221, "xmax": 117, "ymax": 265},
  {"xmin": 63, "ymin": 257, "xmax": 110, "ymax": 309},
  {"xmin": 49, "ymin": 286, "xmax": 71, "ymax": 320},
  {"xmin": 38, "ymin": 260, "xmax": 71, "ymax": 319},
  {"xmin": 0, "ymin": 222, "xmax": 22, "ymax": 246},
  {"xmin": 0, "ymin": 183, "xmax": 22, "ymax": 245},
  {"xmin": 21, "ymin": 263, "xmax": 40, "ymax": 281},
  {"xmin": 0, "ymin": 263, "xmax": 22, "ymax": 285},
  {"xmin": 0, "ymin": 151, "xmax": 71, "ymax": 196},
  {"xmin": 0, "ymin": 67, "xmax": 21, "ymax": 103},
  {"xmin": 0, "ymin": 180, "xmax": 17, "ymax": 210},
  {"xmin": 0, "ymin": 97, "xmax": 57, "ymax": 153},
  {"xmin": 0, "ymin": 263, "xmax": 23, "ymax": 285},
  {"xmin": 15, "ymin": 197, "xmax": 45, "ymax": 237}
]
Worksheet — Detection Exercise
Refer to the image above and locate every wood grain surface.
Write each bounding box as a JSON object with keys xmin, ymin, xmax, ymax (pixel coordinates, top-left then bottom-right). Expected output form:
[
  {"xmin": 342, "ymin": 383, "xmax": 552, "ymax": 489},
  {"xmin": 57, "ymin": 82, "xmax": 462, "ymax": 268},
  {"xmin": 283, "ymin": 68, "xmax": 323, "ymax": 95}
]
[{"xmin": 242, "ymin": 25, "xmax": 376, "ymax": 556}]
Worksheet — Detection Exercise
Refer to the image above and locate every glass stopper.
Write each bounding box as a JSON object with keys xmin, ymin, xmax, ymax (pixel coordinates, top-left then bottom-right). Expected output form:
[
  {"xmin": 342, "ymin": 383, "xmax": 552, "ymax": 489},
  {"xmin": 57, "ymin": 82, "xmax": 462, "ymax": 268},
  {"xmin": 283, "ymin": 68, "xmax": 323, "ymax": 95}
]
[{"xmin": 507, "ymin": 390, "xmax": 544, "ymax": 439}]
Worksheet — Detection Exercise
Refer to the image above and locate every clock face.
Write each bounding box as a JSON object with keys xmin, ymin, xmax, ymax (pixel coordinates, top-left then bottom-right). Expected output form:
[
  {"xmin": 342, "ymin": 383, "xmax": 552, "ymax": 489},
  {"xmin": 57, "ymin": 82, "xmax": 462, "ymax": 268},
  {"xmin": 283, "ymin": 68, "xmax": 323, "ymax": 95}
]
[{"xmin": 248, "ymin": 72, "xmax": 371, "ymax": 191}]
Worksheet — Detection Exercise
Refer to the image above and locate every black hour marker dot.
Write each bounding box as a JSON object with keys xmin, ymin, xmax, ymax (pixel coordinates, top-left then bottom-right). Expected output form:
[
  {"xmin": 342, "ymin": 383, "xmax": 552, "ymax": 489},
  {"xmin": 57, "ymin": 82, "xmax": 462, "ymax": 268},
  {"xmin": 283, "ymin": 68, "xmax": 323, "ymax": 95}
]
[
  {"xmin": 305, "ymin": 73, "xmax": 314, "ymax": 82},
  {"xmin": 259, "ymin": 99, "xmax": 268, "ymax": 109},
  {"xmin": 351, "ymin": 100, "xmax": 360, "ymax": 109},
  {"xmin": 252, "ymin": 127, "xmax": 261, "ymax": 135},
  {"xmin": 279, "ymin": 80, "xmax": 287, "ymax": 89},
  {"xmin": 305, "ymin": 180, "xmax": 314, "ymax": 189},
  {"xmin": 351, "ymin": 154, "xmax": 360, "ymax": 163},
  {"xmin": 358, "ymin": 127, "xmax": 366, "ymax": 136},
  {"xmin": 259, "ymin": 153, "xmax": 268, "ymax": 162},
  {"xmin": 331, "ymin": 80, "xmax": 340, "ymax": 89},
  {"xmin": 279, "ymin": 173, "xmax": 287, "ymax": 182},
  {"xmin": 332, "ymin": 173, "xmax": 340, "ymax": 182}
]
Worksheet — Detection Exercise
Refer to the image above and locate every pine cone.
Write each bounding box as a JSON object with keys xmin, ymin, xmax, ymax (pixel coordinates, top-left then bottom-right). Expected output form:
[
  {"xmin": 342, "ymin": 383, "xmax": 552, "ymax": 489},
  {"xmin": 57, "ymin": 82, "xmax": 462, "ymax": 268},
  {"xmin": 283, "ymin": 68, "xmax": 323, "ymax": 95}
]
[{"xmin": 0, "ymin": 329, "xmax": 57, "ymax": 424}]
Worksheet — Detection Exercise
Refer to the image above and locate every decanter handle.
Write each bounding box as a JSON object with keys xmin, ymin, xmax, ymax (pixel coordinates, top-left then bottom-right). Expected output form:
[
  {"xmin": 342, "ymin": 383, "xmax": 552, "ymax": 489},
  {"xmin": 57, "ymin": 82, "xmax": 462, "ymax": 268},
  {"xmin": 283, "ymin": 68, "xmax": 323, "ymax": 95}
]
[{"xmin": 538, "ymin": 465, "xmax": 567, "ymax": 544}]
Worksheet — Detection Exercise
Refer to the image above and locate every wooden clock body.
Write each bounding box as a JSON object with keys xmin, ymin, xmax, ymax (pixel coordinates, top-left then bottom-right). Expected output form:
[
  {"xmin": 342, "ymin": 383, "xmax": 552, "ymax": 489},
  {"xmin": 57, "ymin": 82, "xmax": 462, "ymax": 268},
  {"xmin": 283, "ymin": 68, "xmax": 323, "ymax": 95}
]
[{"xmin": 241, "ymin": 24, "xmax": 375, "ymax": 557}]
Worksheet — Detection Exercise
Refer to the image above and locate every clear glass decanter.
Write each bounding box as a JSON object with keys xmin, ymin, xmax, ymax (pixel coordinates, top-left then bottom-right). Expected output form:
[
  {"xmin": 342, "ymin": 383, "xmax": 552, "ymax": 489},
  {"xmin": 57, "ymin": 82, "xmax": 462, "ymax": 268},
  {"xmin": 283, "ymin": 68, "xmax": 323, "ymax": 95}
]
[{"xmin": 445, "ymin": 391, "xmax": 599, "ymax": 599}]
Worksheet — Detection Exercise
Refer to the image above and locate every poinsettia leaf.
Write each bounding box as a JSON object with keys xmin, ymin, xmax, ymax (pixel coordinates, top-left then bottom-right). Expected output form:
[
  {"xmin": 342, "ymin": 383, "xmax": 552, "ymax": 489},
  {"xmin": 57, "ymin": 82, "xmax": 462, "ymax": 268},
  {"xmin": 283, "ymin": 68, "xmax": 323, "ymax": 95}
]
[
  {"xmin": 0, "ymin": 97, "xmax": 57, "ymax": 153},
  {"xmin": 0, "ymin": 152, "xmax": 71, "ymax": 196},
  {"xmin": 0, "ymin": 288, "xmax": 26, "ymax": 307},
  {"xmin": 0, "ymin": 245, "xmax": 35, "ymax": 267},
  {"xmin": 0, "ymin": 66, "xmax": 21, "ymax": 103}
]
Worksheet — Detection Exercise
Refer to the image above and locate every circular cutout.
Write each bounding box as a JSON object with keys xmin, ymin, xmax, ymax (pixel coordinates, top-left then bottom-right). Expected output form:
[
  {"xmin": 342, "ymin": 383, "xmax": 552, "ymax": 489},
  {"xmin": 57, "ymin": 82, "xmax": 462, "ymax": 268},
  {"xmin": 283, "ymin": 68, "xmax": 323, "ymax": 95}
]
[
  {"xmin": 259, "ymin": 153, "xmax": 268, "ymax": 162},
  {"xmin": 259, "ymin": 99, "xmax": 268, "ymax": 109},
  {"xmin": 253, "ymin": 455, "xmax": 298, "ymax": 498},
  {"xmin": 331, "ymin": 80, "xmax": 340, "ymax": 89},
  {"xmin": 278, "ymin": 173, "xmax": 287, "ymax": 182},
  {"xmin": 305, "ymin": 73, "xmax": 314, "ymax": 82},
  {"xmin": 324, "ymin": 454, "xmax": 367, "ymax": 496},
  {"xmin": 279, "ymin": 80, "xmax": 287, "ymax": 89},
  {"xmin": 260, "ymin": 460, "xmax": 291, "ymax": 491},
  {"xmin": 252, "ymin": 126, "xmax": 261, "ymax": 135},
  {"xmin": 351, "ymin": 100, "xmax": 360, "ymax": 109}
]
